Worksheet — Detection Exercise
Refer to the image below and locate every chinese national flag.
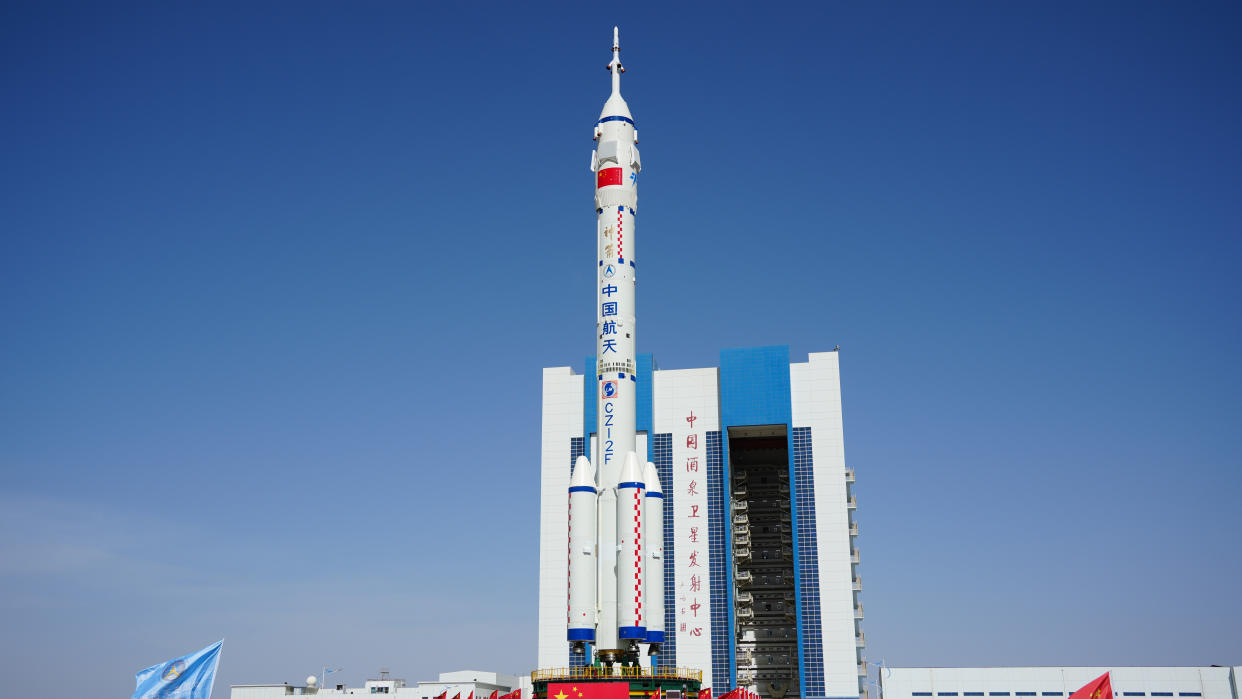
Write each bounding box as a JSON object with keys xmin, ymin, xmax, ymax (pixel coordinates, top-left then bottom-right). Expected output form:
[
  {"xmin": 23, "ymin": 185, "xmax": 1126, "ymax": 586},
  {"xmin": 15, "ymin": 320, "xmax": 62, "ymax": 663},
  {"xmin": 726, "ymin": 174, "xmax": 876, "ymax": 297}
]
[
  {"xmin": 597, "ymin": 167, "xmax": 623, "ymax": 188},
  {"xmin": 549, "ymin": 682, "xmax": 629, "ymax": 699},
  {"xmin": 434, "ymin": 693, "xmax": 446, "ymax": 699},
  {"xmin": 490, "ymin": 692, "xmax": 499, "ymax": 699},
  {"xmin": 653, "ymin": 689, "xmax": 663, "ymax": 699},
  {"xmin": 700, "ymin": 690, "xmax": 711, "ymax": 699},
  {"xmin": 1069, "ymin": 673, "xmax": 1112, "ymax": 699},
  {"xmin": 451, "ymin": 693, "xmax": 460, "ymax": 699}
]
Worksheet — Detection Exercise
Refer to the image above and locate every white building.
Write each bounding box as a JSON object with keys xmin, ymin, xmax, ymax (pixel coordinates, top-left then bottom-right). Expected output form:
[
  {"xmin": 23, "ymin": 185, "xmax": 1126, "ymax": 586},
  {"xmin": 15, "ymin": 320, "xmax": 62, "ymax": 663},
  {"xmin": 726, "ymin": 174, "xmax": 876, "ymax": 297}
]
[
  {"xmin": 232, "ymin": 670, "xmax": 529, "ymax": 699},
  {"xmin": 880, "ymin": 667, "xmax": 1242, "ymax": 699},
  {"xmin": 538, "ymin": 347, "xmax": 864, "ymax": 699}
]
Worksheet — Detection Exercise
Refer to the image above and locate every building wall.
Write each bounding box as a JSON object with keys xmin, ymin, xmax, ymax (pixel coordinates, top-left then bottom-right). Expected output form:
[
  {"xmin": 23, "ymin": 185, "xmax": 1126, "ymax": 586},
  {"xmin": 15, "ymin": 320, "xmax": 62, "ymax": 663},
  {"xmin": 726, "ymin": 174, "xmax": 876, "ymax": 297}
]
[
  {"xmin": 653, "ymin": 367, "xmax": 721, "ymax": 688},
  {"xmin": 791, "ymin": 352, "xmax": 862, "ymax": 699},
  {"xmin": 881, "ymin": 667, "xmax": 1242, "ymax": 699},
  {"xmin": 537, "ymin": 367, "xmax": 584, "ymax": 669},
  {"xmin": 233, "ymin": 671, "xmax": 524, "ymax": 699}
]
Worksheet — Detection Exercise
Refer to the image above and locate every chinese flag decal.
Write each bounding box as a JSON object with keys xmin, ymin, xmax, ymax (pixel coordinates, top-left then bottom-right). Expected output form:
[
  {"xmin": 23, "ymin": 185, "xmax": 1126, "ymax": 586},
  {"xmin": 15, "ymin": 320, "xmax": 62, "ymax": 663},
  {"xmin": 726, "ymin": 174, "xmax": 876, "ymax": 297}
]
[
  {"xmin": 549, "ymin": 683, "xmax": 629, "ymax": 699},
  {"xmin": 1069, "ymin": 673, "xmax": 1112, "ymax": 699},
  {"xmin": 597, "ymin": 167, "xmax": 623, "ymax": 188}
]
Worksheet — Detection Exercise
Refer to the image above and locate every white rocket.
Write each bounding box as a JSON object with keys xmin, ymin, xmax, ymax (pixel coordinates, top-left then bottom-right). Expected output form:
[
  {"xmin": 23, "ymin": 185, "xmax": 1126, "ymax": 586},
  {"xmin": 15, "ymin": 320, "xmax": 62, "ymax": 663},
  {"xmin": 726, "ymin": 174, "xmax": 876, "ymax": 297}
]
[{"xmin": 567, "ymin": 27, "xmax": 662, "ymax": 663}]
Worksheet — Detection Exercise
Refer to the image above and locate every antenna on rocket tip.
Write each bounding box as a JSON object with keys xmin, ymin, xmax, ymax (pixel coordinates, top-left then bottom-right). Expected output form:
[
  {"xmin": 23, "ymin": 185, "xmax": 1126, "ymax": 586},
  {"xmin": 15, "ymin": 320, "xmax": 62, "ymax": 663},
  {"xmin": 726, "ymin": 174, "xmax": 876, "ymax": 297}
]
[{"xmin": 608, "ymin": 26, "xmax": 625, "ymax": 74}]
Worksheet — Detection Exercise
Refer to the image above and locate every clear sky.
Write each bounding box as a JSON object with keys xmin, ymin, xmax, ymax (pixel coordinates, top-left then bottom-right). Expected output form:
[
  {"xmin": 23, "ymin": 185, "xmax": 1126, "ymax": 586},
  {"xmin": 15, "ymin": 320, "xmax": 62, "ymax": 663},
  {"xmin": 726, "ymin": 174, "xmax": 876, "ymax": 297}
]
[{"xmin": 2, "ymin": 2, "xmax": 1239, "ymax": 697}]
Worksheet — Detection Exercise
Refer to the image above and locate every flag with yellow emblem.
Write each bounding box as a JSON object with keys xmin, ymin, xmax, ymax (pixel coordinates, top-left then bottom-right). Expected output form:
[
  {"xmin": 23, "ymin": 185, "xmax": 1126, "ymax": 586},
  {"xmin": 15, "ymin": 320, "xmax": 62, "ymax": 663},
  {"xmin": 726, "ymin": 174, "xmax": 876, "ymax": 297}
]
[
  {"xmin": 549, "ymin": 682, "xmax": 629, "ymax": 699},
  {"xmin": 1069, "ymin": 672, "xmax": 1112, "ymax": 699}
]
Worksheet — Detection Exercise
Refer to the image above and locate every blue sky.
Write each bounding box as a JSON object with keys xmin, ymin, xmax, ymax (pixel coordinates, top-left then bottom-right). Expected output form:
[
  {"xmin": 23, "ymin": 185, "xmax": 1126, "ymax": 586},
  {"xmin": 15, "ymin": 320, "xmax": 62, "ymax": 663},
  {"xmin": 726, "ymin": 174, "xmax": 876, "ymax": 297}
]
[{"xmin": 1, "ymin": 2, "xmax": 1239, "ymax": 697}]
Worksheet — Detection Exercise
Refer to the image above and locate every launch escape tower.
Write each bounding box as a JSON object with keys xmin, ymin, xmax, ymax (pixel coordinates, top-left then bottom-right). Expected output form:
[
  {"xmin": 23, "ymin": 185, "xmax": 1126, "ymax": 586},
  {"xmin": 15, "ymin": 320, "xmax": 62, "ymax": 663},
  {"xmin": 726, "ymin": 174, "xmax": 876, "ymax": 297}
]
[{"xmin": 536, "ymin": 29, "xmax": 863, "ymax": 699}]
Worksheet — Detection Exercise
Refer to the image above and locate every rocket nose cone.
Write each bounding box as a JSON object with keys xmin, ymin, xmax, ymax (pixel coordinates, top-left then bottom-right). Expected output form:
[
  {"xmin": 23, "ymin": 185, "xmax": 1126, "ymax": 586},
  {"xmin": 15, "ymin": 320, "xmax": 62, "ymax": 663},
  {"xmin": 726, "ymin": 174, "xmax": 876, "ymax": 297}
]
[
  {"xmin": 643, "ymin": 461, "xmax": 662, "ymax": 494},
  {"xmin": 600, "ymin": 93, "xmax": 632, "ymax": 121},
  {"xmin": 571, "ymin": 456, "xmax": 596, "ymax": 488}
]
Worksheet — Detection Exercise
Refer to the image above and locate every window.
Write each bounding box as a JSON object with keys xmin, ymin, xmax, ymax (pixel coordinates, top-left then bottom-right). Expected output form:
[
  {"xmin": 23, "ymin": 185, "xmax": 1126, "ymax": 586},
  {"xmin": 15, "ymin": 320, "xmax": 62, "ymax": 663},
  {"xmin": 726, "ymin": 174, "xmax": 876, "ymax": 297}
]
[
  {"xmin": 1017, "ymin": 693, "xmax": 1036, "ymax": 696},
  {"xmin": 1179, "ymin": 694, "xmax": 1202, "ymax": 697},
  {"xmin": 990, "ymin": 693, "xmax": 1011, "ymax": 696},
  {"xmin": 1044, "ymin": 693, "xmax": 1064, "ymax": 696},
  {"xmin": 939, "ymin": 693, "xmax": 958, "ymax": 696},
  {"xmin": 913, "ymin": 692, "xmax": 932, "ymax": 696},
  {"xmin": 1123, "ymin": 693, "xmax": 1145, "ymax": 696},
  {"xmin": 965, "ymin": 693, "xmax": 984, "ymax": 696},
  {"xmin": 1152, "ymin": 693, "xmax": 1173, "ymax": 696}
]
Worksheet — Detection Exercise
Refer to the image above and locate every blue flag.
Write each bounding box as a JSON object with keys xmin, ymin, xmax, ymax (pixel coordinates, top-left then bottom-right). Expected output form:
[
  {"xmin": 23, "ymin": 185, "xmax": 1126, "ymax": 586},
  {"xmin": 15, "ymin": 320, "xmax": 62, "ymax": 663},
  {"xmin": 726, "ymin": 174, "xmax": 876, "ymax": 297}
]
[{"xmin": 131, "ymin": 640, "xmax": 223, "ymax": 699}]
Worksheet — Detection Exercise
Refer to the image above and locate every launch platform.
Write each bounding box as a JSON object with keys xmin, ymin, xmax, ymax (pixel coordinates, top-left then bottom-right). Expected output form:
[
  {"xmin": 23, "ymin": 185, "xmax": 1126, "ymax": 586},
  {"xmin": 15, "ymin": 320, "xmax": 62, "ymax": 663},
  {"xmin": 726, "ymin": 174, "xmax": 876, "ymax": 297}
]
[{"xmin": 530, "ymin": 667, "xmax": 703, "ymax": 699}]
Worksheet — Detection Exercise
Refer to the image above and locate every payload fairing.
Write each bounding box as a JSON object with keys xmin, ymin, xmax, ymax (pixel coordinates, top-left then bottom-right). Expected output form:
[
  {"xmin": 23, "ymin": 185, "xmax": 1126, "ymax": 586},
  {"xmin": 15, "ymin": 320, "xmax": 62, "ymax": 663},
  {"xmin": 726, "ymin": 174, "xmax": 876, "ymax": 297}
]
[{"xmin": 566, "ymin": 27, "xmax": 662, "ymax": 665}]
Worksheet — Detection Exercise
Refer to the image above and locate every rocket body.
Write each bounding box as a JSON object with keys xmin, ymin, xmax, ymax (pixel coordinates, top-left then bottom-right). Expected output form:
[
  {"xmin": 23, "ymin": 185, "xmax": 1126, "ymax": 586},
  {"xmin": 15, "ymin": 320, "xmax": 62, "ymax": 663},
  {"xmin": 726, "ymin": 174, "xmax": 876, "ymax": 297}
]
[
  {"xmin": 565, "ymin": 27, "xmax": 660, "ymax": 662},
  {"xmin": 567, "ymin": 456, "xmax": 598, "ymax": 641},
  {"xmin": 643, "ymin": 460, "xmax": 665, "ymax": 646}
]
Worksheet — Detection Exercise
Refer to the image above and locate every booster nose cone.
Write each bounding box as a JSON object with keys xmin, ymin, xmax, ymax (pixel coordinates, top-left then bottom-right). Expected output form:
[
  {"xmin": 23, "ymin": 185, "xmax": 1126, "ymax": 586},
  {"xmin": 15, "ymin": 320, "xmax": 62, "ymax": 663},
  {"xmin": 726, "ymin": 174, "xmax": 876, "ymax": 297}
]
[
  {"xmin": 642, "ymin": 460, "xmax": 661, "ymax": 495},
  {"xmin": 619, "ymin": 451, "xmax": 644, "ymax": 485},
  {"xmin": 570, "ymin": 455, "xmax": 596, "ymax": 488}
]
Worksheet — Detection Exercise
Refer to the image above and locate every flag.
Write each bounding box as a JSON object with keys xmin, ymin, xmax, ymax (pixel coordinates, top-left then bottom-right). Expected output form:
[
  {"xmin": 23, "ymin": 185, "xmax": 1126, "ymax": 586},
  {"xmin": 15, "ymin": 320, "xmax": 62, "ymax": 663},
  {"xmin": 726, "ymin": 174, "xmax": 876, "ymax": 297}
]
[
  {"xmin": 1070, "ymin": 673, "xmax": 1112, "ymax": 699},
  {"xmin": 130, "ymin": 640, "xmax": 223, "ymax": 699},
  {"xmin": 490, "ymin": 690, "xmax": 499, "ymax": 699},
  {"xmin": 597, "ymin": 167, "xmax": 623, "ymax": 188},
  {"xmin": 434, "ymin": 692, "xmax": 447, "ymax": 699},
  {"xmin": 468, "ymin": 692, "xmax": 474, "ymax": 699},
  {"xmin": 549, "ymin": 682, "xmax": 628, "ymax": 699},
  {"xmin": 700, "ymin": 689, "xmax": 711, "ymax": 699},
  {"xmin": 452, "ymin": 692, "xmax": 461, "ymax": 699},
  {"xmin": 653, "ymin": 688, "xmax": 663, "ymax": 699}
]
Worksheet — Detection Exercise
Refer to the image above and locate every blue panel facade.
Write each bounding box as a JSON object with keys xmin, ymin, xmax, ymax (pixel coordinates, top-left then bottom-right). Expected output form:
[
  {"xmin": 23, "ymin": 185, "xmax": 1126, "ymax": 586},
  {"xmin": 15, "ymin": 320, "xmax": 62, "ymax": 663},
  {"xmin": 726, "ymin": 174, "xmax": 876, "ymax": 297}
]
[
  {"xmin": 718, "ymin": 346, "xmax": 793, "ymax": 429},
  {"xmin": 652, "ymin": 432, "xmax": 675, "ymax": 667},
  {"xmin": 637, "ymin": 354, "xmax": 656, "ymax": 447},
  {"xmin": 793, "ymin": 427, "xmax": 825, "ymax": 696},
  {"xmin": 706, "ymin": 430, "xmax": 730, "ymax": 691}
]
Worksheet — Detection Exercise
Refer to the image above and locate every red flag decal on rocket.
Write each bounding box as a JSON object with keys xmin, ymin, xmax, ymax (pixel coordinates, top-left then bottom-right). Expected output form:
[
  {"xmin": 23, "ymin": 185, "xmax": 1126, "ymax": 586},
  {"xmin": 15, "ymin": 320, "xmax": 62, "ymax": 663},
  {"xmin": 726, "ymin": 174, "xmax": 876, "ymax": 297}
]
[{"xmin": 597, "ymin": 167, "xmax": 623, "ymax": 188}]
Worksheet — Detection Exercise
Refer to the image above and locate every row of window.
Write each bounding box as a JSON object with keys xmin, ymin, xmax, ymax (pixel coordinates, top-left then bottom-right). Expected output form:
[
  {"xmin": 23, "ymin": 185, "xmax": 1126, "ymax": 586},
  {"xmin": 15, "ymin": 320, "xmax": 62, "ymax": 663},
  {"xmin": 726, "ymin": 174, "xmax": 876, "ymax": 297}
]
[
  {"xmin": 654, "ymin": 433, "xmax": 677, "ymax": 668},
  {"xmin": 911, "ymin": 693, "xmax": 1202, "ymax": 697},
  {"xmin": 792, "ymin": 426, "xmax": 826, "ymax": 694}
]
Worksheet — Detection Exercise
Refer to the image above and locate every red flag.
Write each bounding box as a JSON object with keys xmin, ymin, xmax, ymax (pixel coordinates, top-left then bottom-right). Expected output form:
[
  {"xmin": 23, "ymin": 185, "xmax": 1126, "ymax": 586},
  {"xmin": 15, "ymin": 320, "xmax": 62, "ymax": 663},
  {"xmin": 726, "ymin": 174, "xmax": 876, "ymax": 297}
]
[
  {"xmin": 434, "ymin": 693, "xmax": 447, "ymax": 699},
  {"xmin": 653, "ymin": 689, "xmax": 663, "ymax": 699},
  {"xmin": 489, "ymin": 692, "xmax": 499, "ymax": 699},
  {"xmin": 451, "ymin": 692, "xmax": 460, "ymax": 699},
  {"xmin": 596, "ymin": 167, "xmax": 623, "ymax": 188},
  {"xmin": 1069, "ymin": 673, "xmax": 1112, "ymax": 699},
  {"xmin": 549, "ymin": 683, "xmax": 627, "ymax": 699},
  {"xmin": 699, "ymin": 690, "xmax": 711, "ymax": 699},
  {"xmin": 467, "ymin": 692, "xmax": 474, "ymax": 699},
  {"xmin": 512, "ymin": 691, "xmax": 522, "ymax": 699}
]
